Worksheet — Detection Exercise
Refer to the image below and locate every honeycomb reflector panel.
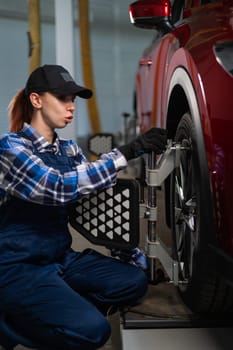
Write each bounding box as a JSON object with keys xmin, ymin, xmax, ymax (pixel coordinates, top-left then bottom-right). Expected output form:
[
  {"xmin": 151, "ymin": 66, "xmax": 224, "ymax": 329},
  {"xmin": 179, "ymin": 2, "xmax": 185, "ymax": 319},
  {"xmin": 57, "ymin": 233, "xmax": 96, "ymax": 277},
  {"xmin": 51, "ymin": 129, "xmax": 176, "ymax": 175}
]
[
  {"xmin": 88, "ymin": 133, "xmax": 115, "ymax": 156},
  {"xmin": 69, "ymin": 178, "xmax": 140, "ymax": 249}
]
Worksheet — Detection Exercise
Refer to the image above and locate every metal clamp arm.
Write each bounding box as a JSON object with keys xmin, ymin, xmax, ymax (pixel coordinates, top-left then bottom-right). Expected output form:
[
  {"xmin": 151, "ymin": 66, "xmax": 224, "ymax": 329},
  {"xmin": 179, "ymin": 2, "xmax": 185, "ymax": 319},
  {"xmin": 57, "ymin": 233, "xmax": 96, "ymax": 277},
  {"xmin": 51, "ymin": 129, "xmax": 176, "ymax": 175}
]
[{"xmin": 146, "ymin": 141, "xmax": 182, "ymax": 187}]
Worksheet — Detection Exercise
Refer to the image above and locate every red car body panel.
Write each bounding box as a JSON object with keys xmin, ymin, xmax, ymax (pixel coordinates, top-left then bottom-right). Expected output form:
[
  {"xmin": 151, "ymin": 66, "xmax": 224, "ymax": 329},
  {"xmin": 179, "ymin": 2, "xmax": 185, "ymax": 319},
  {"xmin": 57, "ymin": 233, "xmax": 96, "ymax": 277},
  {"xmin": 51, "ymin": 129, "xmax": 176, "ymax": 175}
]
[{"xmin": 134, "ymin": 1, "xmax": 233, "ymax": 256}]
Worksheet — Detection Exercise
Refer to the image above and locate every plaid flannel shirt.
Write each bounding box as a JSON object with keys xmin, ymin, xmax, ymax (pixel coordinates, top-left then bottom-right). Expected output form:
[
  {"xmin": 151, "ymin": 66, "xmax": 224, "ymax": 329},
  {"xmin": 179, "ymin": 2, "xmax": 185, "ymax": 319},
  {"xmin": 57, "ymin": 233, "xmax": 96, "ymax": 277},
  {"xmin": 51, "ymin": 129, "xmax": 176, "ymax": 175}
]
[{"xmin": 0, "ymin": 123, "xmax": 127, "ymax": 206}]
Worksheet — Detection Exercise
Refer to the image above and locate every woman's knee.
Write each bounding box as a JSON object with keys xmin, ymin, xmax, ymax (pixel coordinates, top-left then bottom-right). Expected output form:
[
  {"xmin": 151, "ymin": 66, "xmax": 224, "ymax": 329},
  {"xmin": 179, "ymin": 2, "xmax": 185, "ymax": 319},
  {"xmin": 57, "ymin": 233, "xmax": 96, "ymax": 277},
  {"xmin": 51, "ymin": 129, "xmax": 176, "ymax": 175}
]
[
  {"xmin": 83, "ymin": 313, "xmax": 111, "ymax": 348},
  {"xmin": 56, "ymin": 313, "xmax": 111, "ymax": 350}
]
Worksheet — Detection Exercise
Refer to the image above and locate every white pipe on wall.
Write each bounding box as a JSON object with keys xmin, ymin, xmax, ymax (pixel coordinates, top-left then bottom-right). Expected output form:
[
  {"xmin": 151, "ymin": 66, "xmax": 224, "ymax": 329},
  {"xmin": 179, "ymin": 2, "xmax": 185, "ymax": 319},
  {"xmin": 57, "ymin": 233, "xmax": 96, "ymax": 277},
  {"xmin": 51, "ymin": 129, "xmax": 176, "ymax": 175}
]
[{"xmin": 55, "ymin": 0, "xmax": 76, "ymax": 140}]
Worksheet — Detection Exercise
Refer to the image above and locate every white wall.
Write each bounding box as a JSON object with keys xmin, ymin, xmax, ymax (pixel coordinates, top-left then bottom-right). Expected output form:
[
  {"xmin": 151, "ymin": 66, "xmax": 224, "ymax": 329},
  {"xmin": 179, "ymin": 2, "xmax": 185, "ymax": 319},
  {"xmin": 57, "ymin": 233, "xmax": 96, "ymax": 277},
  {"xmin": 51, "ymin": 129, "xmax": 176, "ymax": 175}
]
[{"xmin": 0, "ymin": 0, "xmax": 154, "ymax": 138}]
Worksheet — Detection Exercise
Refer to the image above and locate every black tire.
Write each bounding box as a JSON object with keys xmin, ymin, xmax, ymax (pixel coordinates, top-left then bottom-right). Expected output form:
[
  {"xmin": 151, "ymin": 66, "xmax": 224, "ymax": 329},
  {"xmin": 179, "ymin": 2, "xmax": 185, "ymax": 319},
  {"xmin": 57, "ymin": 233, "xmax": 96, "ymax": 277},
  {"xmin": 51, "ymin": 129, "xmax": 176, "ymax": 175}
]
[{"xmin": 170, "ymin": 113, "xmax": 233, "ymax": 314}]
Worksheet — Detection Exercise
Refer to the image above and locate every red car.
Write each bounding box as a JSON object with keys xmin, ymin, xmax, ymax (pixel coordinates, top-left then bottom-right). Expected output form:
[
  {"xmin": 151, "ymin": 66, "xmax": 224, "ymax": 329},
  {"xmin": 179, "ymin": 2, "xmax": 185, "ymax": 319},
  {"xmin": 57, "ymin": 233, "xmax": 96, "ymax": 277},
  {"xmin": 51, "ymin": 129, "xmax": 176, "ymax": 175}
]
[{"xmin": 129, "ymin": 0, "xmax": 233, "ymax": 313}]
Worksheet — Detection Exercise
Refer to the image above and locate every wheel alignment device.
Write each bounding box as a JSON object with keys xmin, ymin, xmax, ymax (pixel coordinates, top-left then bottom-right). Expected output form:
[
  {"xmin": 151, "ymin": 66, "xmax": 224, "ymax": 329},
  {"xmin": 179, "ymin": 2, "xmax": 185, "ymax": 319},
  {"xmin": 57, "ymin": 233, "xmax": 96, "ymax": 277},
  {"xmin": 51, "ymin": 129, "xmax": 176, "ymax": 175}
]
[
  {"xmin": 84, "ymin": 133, "xmax": 188, "ymax": 285},
  {"xmin": 144, "ymin": 140, "xmax": 187, "ymax": 285}
]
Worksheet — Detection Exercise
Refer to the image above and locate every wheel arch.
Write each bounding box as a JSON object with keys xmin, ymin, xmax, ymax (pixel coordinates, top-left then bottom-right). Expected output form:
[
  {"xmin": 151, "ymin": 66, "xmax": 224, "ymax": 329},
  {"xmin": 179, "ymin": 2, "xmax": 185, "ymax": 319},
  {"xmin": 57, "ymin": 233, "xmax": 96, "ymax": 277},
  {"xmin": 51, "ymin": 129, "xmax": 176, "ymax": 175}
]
[
  {"xmin": 166, "ymin": 67, "xmax": 204, "ymax": 142},
  {"xmin": 165, "ymin": 68, "xmax": 216, "ymax": 249}
]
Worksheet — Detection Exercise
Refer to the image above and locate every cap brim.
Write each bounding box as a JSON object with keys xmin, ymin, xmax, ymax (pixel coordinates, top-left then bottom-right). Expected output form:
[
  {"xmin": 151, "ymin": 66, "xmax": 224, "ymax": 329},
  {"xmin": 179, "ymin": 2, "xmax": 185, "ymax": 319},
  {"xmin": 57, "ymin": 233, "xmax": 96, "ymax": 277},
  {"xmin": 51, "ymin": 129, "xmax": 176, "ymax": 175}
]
[
  {"xmin": 52, "ymin": 82, "xmax": 93, "ymax": 99},
  {"xmin": 76, "ymin": 87, "xmax": 93, "ymax": 99}
]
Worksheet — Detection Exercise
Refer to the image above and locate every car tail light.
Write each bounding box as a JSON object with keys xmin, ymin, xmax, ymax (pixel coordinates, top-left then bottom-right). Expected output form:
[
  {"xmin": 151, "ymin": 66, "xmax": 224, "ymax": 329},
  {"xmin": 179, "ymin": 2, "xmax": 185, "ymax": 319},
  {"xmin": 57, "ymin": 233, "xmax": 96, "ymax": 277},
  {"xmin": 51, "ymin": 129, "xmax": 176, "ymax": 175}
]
[
  {"xmin": 129, "ymin": 0, "xmax": 172, "ymax": 28},
  {"xmin": 214, "ymin": 41, "xmax": 233, "ymax": 77}
]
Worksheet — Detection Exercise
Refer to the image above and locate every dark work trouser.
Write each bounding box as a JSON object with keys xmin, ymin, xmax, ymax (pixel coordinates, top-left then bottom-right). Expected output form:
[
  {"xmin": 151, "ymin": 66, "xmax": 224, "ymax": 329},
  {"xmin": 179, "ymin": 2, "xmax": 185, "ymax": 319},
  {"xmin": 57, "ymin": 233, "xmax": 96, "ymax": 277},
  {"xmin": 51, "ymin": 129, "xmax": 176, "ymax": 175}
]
[{"xmin": 1, "ymin": 249, "xmax": 148, "ymax": 350}]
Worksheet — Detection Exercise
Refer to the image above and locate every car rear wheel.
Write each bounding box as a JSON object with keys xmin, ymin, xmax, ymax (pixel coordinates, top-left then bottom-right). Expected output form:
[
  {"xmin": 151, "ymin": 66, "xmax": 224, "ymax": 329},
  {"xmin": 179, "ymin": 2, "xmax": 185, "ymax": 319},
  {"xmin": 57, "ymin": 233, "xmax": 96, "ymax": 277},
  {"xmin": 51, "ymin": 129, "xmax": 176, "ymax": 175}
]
[{"xmin": 170, "ymin": 113, "xmax": 233, "ymax": 314}]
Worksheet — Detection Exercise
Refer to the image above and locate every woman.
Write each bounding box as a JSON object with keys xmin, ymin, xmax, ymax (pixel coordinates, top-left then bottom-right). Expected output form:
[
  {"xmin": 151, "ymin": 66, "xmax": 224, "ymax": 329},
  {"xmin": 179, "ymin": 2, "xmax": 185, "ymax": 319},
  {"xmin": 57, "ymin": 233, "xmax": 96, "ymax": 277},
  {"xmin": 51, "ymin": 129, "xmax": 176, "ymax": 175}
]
[{"xmin": 0, "ymin": 64, "xmax": 167, "ymax": 349}]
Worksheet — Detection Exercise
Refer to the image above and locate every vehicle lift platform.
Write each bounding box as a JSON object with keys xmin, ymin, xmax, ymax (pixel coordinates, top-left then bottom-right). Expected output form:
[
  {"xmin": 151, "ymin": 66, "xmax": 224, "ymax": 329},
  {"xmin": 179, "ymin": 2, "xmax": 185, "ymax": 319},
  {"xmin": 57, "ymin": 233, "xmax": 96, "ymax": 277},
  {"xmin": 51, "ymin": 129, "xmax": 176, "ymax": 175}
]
[
  {"xmin": 70, "ymin": 137, "xmax": 233, "ymax": 350},
  {"xmin": 120, "ymin": 282, "xmax": 233, "ymax": 350}
]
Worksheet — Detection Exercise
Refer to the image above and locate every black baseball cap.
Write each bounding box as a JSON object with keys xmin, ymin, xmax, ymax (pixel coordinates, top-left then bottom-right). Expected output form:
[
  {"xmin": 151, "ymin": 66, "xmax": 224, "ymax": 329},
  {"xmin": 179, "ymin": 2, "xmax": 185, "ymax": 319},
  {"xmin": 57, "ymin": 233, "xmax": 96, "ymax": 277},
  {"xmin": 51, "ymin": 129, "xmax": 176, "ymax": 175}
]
[{"xmin": 25, "ymin": 64, "xmax": 92, "ymax": 99}]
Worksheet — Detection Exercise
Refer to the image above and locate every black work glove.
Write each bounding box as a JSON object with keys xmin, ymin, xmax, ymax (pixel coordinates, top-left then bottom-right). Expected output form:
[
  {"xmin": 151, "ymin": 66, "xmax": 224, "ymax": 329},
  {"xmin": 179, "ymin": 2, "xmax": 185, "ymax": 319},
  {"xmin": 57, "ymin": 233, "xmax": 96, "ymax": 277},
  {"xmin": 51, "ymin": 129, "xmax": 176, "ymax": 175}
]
[{"xmin": 119, "ymin": 128, "xmax": 167, "ymax": 161}]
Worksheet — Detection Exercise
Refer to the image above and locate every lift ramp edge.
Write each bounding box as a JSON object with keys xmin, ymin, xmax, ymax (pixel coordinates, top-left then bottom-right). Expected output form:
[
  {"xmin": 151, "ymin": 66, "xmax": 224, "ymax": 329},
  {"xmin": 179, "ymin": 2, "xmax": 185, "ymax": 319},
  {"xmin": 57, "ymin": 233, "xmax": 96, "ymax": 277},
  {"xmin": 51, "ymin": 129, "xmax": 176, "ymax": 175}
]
[
  {"xmin": 121, "ymin": 282, "xmax": 233, "ymax": 330},
  {"xmin": 121, "ymin": 313, "xmax": 233, "ymax": 330}
]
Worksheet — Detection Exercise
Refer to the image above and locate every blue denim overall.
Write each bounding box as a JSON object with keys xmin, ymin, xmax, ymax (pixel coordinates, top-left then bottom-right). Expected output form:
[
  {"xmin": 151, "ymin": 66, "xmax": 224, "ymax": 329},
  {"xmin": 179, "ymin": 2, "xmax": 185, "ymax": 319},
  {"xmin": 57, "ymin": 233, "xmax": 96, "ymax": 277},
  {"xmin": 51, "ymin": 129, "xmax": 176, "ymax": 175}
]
[{"xmin": 0, "ymin": 143, "xmax": 148, "ymax": 350}]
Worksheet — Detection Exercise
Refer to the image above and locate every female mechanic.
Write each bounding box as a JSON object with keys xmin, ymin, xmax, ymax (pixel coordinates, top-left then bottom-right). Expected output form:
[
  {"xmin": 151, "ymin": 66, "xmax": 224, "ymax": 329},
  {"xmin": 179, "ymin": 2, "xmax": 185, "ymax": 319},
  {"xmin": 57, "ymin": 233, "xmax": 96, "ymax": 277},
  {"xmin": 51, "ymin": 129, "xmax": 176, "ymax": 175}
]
[{"xmin": 0, "ymin": 64, "xmax": 167, "ymax": 350}]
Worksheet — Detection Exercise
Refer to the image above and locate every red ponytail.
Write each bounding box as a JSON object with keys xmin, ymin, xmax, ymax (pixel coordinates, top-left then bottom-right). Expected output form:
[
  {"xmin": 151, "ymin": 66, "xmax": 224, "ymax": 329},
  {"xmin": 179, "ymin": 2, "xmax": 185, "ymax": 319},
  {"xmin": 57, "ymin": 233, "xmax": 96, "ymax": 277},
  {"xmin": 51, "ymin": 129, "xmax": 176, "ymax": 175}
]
[{"xmin": 8, "ymin": 89, "xmax": 33, "ymax": 133}]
